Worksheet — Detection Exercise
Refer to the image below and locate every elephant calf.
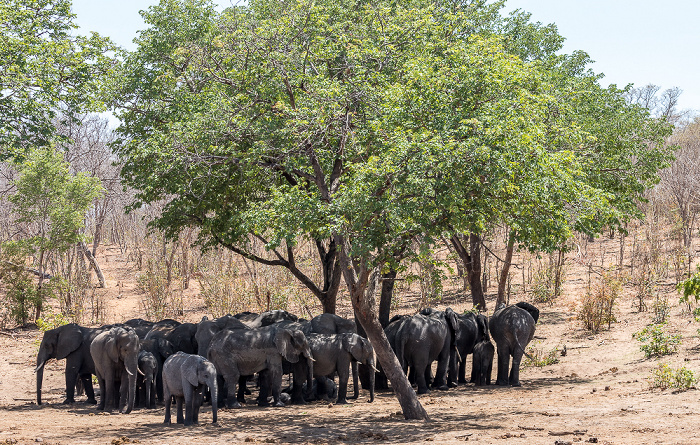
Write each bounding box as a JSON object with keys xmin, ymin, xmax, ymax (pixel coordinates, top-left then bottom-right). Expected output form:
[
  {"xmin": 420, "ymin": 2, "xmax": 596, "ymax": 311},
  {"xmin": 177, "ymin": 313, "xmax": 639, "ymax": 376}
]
[
  {"xmin": 136, "ymin": 350, "xmax": 157, "ymax": 408},
  {"xmin": 471, "ymin": 340, "xmax": 494, "ymax": 386},
  {"xmin": 162, "ymin": 352, "xmax": 218, "ymax": 426}
]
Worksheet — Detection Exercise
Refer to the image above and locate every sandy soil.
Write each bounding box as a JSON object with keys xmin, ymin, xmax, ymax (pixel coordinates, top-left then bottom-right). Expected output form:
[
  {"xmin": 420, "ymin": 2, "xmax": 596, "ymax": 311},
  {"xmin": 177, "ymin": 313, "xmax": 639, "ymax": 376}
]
[{"xmin": 2, "ymin": 236, "xmax": 700, "ymax": 445}]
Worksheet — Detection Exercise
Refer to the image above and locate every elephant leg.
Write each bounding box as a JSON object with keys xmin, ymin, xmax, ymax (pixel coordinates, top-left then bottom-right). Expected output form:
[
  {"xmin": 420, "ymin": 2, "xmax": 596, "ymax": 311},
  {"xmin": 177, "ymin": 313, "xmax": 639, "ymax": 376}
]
[
  {"xmin": 485, "ymin": 359, "xmax": 493, "ymax": 385},
  {"xmin": 510, "ymin": 351, "xmax": 523, "ymax": 387},
  {"xmin": 495, "ymin": 346, "xmax": 511, "ymax": 386},
  {"xmin": 459, "ymin": 354, "xmax": 468, "ymax": 384},
  {"xmin": 163, "ymin": 386, "xmax": 172, "ymax": 424},
  {"xmin": 271, "ymin": 368, "xmax": 284, "ymax": 407},
  {"xmin": 96, "ymin": 376, "xmax": 106, "ymax": 410},
  {"xmin": 434, "ymin": 352, "xmax": 450, "ymax": 390},
  {"xmin": 176, "ymin": 396, "xmax": 185, "ymax": 424},
  {"xmin": 63, "ymin": 362, "xmax": 80, "ymax": 404},
  {"xmin": 414, "ymin": 360, "xmax": 430, "ymax": 395},
  {"xmin": 224, "ymin": 372, "xmax": 242, "ymax": 409},
  {"xmin": 156, "ymin": 366, "xmax": 164, "ymax": 404},
  {"xmin": 257, "ymin": 371, "xmax": 271, "ymax": 407},
  {"xmin": 349, "ymin": 361, "xmax": 359, "ymax": 399},
  {"xmin": 290, "ymin": 363, "xmax": 307, "ymax": 404},
  {"xmin": 183, "ymin": 384, "xmax": 195, "ymax": 426},
  {"xmin": 336, "ymin": 367, "xmax": 350, "ymax": 404},
  {"xmin": 237, "ymin": 375, "xmax": 248, "ymax": 403},
  {"xmin": 79, "ymin": 373, "xmax": 97, "ymax": 404}
]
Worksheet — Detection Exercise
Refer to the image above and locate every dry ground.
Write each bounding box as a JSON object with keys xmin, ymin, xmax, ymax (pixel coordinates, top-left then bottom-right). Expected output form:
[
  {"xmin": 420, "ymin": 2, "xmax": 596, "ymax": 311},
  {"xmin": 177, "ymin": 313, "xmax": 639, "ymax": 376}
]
[{"xmin": 2, "ymin": 235, "xmax": 700, "ymax": 445}]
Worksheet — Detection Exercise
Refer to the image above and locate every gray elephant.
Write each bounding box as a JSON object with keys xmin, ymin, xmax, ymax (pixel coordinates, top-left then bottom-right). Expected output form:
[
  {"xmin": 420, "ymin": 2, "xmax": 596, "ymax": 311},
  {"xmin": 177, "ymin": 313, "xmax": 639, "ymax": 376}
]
[
  {"xmin": 122, "ymin": 318, "xmax": 156, "ymax": 339},
  {"xmin": 395, "ymin": 308, "xmax": 460, "ymax": 394},
  {"xmin": 240, "ymin": 310, "xmax": 298, "ymax": 328},
  {"xmin": 448, "ymin": 312, "xmax": 489, "ymax": 385},
  {"xmin": 471, "ymin": 317, "xmax": 494, "ymax": 386},
  {"xmin": 162, "ymin": 352, "xmax": 217, "ymax": 426},
  {"xmin": 489, "ymin": 301, "xmax": 539, "ymax": 387},
  {"xmin": 35, "ymin": 323, "xmax": 108, "ymax": 405},
  {"xmin": 376, "ymin": 314, "xmax": 410, "ymax": 390},
  {"xmin": 306, "ymin": 332, "xmax": 376, "ymax": 404},
  {"xmin": 136, "ymin": 350, "xmax": 158, "ymax": 408},
  {"xmin": 195, "ymin": 315, "xmax": 248, "ymax": 358},
  {"xmin": 207, "ymin": 324, "xmax": 313, "ymax": 408},
  {"xmin": 90, "ymin": 326, "xmax": 140, "ymax": 413},
  {"xmin": 301, "ymin": 313, "xmax": 360, "ymax": 400}
]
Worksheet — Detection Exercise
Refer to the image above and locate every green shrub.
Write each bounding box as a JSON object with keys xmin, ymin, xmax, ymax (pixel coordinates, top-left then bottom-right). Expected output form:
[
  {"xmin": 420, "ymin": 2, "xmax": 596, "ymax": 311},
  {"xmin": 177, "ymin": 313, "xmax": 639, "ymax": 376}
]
[
  {"xmin": 650, "ymin": 363, "xmax": 697, "ymax": 390},
  {"xmin": 634, "ymin": 323, "xmax": 681, "ymax": 358},
  {"xmin": 523, "ymin": 342, "xmax": 560, "ymax": 367}
]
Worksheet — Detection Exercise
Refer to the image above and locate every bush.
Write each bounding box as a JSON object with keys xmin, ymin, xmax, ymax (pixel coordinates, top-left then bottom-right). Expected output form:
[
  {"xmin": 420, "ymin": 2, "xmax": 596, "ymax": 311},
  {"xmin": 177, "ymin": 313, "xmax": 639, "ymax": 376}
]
[
  {"xmin": 577, "ymin": 269, "xmax": 621, "ymax": 333},
  {"xmin": 634, "ymin": 323, "xmax": 681, "ymax": 358},
  {"xmin": 523, "ymin": 342, "xmax": 560, "ymax": 367},
  {"xmin": 649, "ymin": 363, "xmax": 697, "ymax": 390},
  {"xmin": 136, "ymin": 259, "xmax": 183, "ymax": 320}
]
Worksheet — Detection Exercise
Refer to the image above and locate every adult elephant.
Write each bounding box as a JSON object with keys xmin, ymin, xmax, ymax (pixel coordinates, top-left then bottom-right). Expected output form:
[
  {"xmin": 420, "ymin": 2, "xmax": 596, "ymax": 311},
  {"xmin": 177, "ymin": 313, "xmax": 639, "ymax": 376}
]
[
  {"xmin": 195, "ymin": 315, "xmax": 248, "ymax": 358},
  {"xmin": 449, "ymin": 312, "xmax": 488, "ymax": 385},
  {"xmin": 145, "ymin": 321, "xmax": 198, "ymax": 355},
  {"xmin": 90, "ymin": 326, "xmax": 140, "ymax": 413},
  {"xmin": 395, "ymin": 308, "xmax": 460, "ymax": 394},
  {"xmin": 240, "ymin": 310, "xmax": 298, "ymax": 328},
  {"xmin": 489, "ymin": 301, "xmax": 539, "ymax": 387},
  {"xmin": 207, "ymin": 324, "xmax": 313, "ymax": 408},
  {"xmin": 140, "ymin": 337, "xmax": 176, "ymax": 403},
  {"xmin": 305, "ymin": 333, "xmax": 376, "ymax": 404},
  {"xmin": 376, "ymin": 314, "xmax": 410, "ymax": 390},
  {"xmin": 122, "ymin": 318, "xmax": 155, "ymax": 339},
  {"xmin": 301, "ymin": 313, "xmax": 360, "ymax": 399},
  {"xmin": 35, "ymin": 323, "xmax": 108, "ymax": 405}
]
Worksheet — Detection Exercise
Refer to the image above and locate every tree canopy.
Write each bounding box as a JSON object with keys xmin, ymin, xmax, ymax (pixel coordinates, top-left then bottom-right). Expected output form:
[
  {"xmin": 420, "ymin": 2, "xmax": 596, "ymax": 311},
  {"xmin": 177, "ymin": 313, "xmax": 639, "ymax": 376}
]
[{"xmin": 0, "ymin": 0, "xmax": 114, "ymax": 159}]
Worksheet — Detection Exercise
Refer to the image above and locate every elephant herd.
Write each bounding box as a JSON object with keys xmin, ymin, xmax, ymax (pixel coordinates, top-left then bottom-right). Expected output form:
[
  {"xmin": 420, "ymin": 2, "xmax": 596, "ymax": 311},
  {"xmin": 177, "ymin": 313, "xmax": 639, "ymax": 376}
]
[{"xmin": 34, "ymin": 302, "xmax": 539, "ymax": 426}]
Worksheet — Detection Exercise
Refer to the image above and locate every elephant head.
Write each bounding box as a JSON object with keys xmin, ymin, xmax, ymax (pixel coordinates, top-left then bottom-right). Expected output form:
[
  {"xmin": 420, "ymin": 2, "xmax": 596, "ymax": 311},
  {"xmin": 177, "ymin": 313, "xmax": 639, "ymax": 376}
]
[
  {"xmin": 183, "ymin": 358, "xmax": 218, "ymax": 423},
  {"xmin": 275, "ymin": 328, "xmax": 314, "ymax": 395},
  {"xmin": 342, "ymin": 334, "xmax": 376, "ymax": 402},
  {"xmin": 106, "ymin": 327, "xmax": 140, "ymax": 413},
  {"xmin": 35, "ymin": 323, "xmax": 83, "ymax": 405}
]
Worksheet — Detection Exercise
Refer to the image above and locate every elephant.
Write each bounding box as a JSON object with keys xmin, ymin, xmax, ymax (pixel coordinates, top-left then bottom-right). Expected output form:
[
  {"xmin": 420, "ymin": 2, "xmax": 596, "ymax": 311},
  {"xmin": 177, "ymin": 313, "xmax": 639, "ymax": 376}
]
[
  {"xmin": 144, "ymin": 321, "xmax": 198, "ymax": 355},
  {"xmin": 195, "ymin": 315, "xmax": 248, "ymax": 359},
  {"xmin": 240, "ymin": 310, "xmax": 298, "ymax": 328},
  {"xmin": 489, "ymin": 301, "xmax": 539, "ymax": 387},
  {"xmin": 233, "ymin": 311, "xmax": 259, "ymax": 323},
  {"xmin": 448, "ymin": 312, "xmax": 489, "ymax": 385},
  {"xmin": 139, "ymin": 337, "xmax": 176, "ymax": 404},
  {"xmin": 122, "ymin": 318, "xmax": 155, "ymax": 339},
  {"xmin": 90, "ymin": 326, "xmax": 140, "ymax": 413},
  {"xmin": 395, "ymin": 308, "xmax": 460, "ymax": 394},
  {"xmin": 35, "ymin": 323, "xmax": 109, "ymax": 405},
  {"xmin": 162, "ymin": 352, "xmax": 218, "ymax": 426},
  {"xmin": 136, "ymin": 350, "xmax": 158, "ymax": 408},
  {"xmin": 472, "ymin": 339, "xmax": 494, "ymax": 386},
  {"xmin": 301, "ymin": 313, "xmax": 361, "ymax": 400},
  {"xmin": 305, "ymin": 333, "xmax": 376, "ymax": 404},
  {"xmin": 207, "ymin": 324, "xmax": 313, "ymax": 408}
]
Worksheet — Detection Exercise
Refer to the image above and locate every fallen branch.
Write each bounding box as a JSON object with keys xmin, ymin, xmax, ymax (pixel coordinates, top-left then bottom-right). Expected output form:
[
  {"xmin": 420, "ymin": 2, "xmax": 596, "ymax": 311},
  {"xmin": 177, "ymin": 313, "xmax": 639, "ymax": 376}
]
[
  {"xmin": 549, "ymin": 430, "xmax": 588, "ymax": 436},
  {"xmin": 1, "ymin": 260, "xmax": 52, "ymax": 280}
]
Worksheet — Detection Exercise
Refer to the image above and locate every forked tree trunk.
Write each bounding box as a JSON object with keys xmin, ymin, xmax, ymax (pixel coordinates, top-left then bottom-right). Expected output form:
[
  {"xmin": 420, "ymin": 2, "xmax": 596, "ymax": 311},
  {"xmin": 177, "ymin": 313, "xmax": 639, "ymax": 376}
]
[
  {"xmin": 334, "ymin": 235, "xmax": 428, "ymax": 420},
  {"xmin": 378, "ymin": 269, "xmax": 397, "ymax": 328},
  {"xmin": 450, "ymin": 233, "xmax": 486, "ymax": 310}
]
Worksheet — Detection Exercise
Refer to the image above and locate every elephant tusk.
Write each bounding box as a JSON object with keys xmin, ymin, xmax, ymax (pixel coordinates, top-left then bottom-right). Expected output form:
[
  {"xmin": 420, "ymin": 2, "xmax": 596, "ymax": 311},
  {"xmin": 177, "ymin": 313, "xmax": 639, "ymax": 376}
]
[
  {"xmin": 370, "ymin": 365, "xmax": 380, "ymax": 373},
  {"xmin": 356, "ymin": 361, "xmax": 364, "ymax": 365},
  {"xmin": 138, "ymin": 367, "xmax": 145, "ymax": 376},
  {"xmin": 34, "ymin": 362, "xmax": 45, "ymax": 373},
  {"xmin": 125, "ymin": 368, "xmax": 134, "ymax": 376},
  {"xmin": 308, "ymin": 357, "xmax": 316, "ymax": 362}
]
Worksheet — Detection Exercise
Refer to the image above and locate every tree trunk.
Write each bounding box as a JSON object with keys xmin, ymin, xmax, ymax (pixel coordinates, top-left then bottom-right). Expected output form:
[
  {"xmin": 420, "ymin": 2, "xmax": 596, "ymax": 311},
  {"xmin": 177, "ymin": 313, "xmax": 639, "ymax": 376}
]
[
  {"xmin": 78, "ymin": 242, "xmax": 105, "ymax": 288},
  {"xmin": 334, "ymin": 235, "xmax": 428, "ymax": 420},
  {"xmin": 378, "ymin": 269, "xmax": 397, "ymax": 328},
  {"xmin": 450, "ymin": 234, "xmax": 485, "ymax": 310},
  {"xmin": 497, "ymin": 231, "xmax": 515, "ymax": 307}
]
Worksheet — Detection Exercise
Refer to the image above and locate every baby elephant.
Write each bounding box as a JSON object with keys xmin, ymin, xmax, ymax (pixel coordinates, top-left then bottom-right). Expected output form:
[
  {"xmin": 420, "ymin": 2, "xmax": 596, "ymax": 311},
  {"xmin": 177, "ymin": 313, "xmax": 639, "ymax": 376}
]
[
  {"xmin": 162, "ymin": 352, "xmax": 218, "ymax": 426},
  {"xmin": 472, "ymin": 340, "xmax": 494, "ymax": 386},
  {"xmin": 136, "ymin": 350, "xmax": 157, "ymax": 408}
]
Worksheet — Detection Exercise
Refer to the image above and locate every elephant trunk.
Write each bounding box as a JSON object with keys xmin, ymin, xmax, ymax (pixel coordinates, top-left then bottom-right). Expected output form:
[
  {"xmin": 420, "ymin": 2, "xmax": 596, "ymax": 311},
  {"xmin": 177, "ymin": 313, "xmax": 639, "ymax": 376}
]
[
  {"xmin": 208, "ymin": 376, "xmax": 218, "ymax": 423},
  {"xmin": 306, "ymin": 355, "xmax": 314, "ymax": 398},
  {"xmin": 123, "ymin": 356, "xmax": 138, "ymax": 414},
  {"xmin": 35, "ymin": 348, "xmax": 50, "ymax": 405},
  {"xmin": 145, "ymin": 376, "xmax": 152, "ymax": 409},
  {"xmin": 368, "ymin": 356, "xmax": 376, "ymax": 403}
]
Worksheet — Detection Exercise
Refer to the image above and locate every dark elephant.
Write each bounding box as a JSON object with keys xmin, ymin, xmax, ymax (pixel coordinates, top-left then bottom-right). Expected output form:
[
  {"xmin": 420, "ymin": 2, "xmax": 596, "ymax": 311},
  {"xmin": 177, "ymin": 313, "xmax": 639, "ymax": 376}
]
[
  {"xmin": 376, "ymin": 314, "xmax": 410, "ymax": 390},
  {"xmin": 207, "ymin": 324, "xmax": 313, "ymax": 408},
  {"xmin": 195, "ymin": 315, "xmax": 248, "ymax": 358},
  {"xmin": 144, "ymin": 321, "xmax": 198, "ymax": 355},
  {"xmin": 139, "ymin": 337, "xmax": 176, "ymax": 404},
  {"xmin": 240, "ymin": 310, "xmax": 298, "ymax": 328},
  {"xmin": 122, "ymin": 318, "xmax": 155, "ymax": 339},
  {"xmin": 489, "ymin": 301, "xmax": 539, "ymax": 387},
  {"xmin": 447, "ymin": 312, "xmax": 489, "ymax": 385},
  {"xmin": 305, "ymin": 333, "xmax": 376, "ymax": 404},
  {"xmin": 35, "ymin": 323, "xmax": 108, "ymax": 405},
  {"xmin": 162, "ymin": 352, "xmax": 218, "ymax": 426},
  {"xmin": 90, "ymin": 326, "xmax": 140, "ymax": 413},
  {"xmin": 472, "ymin": 339, "xmax": 494, "ymax": 386},
  {"xmin": 136, "ymin": 350, "xmax": 158, "ymax": 408},
  {"xmin": 396, "ymin": 308, "xmax": 460, "ymax": 394}
]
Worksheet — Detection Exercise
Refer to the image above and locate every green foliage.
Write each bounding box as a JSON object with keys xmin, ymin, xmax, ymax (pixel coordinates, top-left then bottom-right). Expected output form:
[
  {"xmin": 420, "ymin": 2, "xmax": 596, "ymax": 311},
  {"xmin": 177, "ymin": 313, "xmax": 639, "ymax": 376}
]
[
  {"xmin": 36, "ymin": 311, "xmax": 70, "ymax": 332},
  {"xmin": 634, "ymin": 323, "xmax": 682, "ymax": 358},
  {"xmin": 649, "ymin": 363, "xmax": 697, "ymax": 391},
  {"xmin": 0, "ymin": 0, "xmax": 114, "ymax": 159},
  {"xmin": 678, "ymin": 264, "xmax": 700, "ymax": 307},
  {"xmin": 577, "ymin": 269, "xmax": 621, "ymax": 333}
]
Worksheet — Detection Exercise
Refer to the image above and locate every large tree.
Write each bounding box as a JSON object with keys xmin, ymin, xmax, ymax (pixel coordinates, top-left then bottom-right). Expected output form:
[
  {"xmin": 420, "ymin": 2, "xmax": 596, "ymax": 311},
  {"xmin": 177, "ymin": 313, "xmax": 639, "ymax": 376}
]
[
  {"xmin": 0, "ymin": 0, "xmax": 113, "ymax": 159},
  {"xmin": 111, "ymin": 0, "xmax": 674, "ymax": 418}
]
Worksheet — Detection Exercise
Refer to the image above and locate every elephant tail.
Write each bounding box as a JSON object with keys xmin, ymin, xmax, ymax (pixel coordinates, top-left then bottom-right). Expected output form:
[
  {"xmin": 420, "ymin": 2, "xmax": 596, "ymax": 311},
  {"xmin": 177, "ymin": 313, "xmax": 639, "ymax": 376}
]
[
  {"xmin": 515, "ymin": 302, "xmax": 539, "ymax": 324},
  {"xmin": 514, "ymin": 338, "xmax": 534, "ymax": 361}
]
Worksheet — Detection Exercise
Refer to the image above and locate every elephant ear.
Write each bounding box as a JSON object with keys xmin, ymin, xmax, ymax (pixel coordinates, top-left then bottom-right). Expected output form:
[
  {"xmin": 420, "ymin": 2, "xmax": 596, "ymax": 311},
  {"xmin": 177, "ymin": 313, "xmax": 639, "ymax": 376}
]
[
  {"xmin": 445, "ymin": 308, "xmax": 460, "ymax": 334},
  {"xmin": 183, "ymin": 359, "xmax": 200, "ymax": 387},
  {"xmin": 274, "ymin": 330, "xmax": 299, "ymax": 363},
  {"xmin": 157, "ymin": 338, "xmax": 176, "ymax": 359},
  {"xmin": 105, "ymin": 334, "xmax": 120, "ymax": 364},
  {"xmin": 56, "ymin": 324, "xmax": 83, "ymax": 360},
  {"xmin": 342, "ymin": 334, "xmax": 366, "ymax": 363}
]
